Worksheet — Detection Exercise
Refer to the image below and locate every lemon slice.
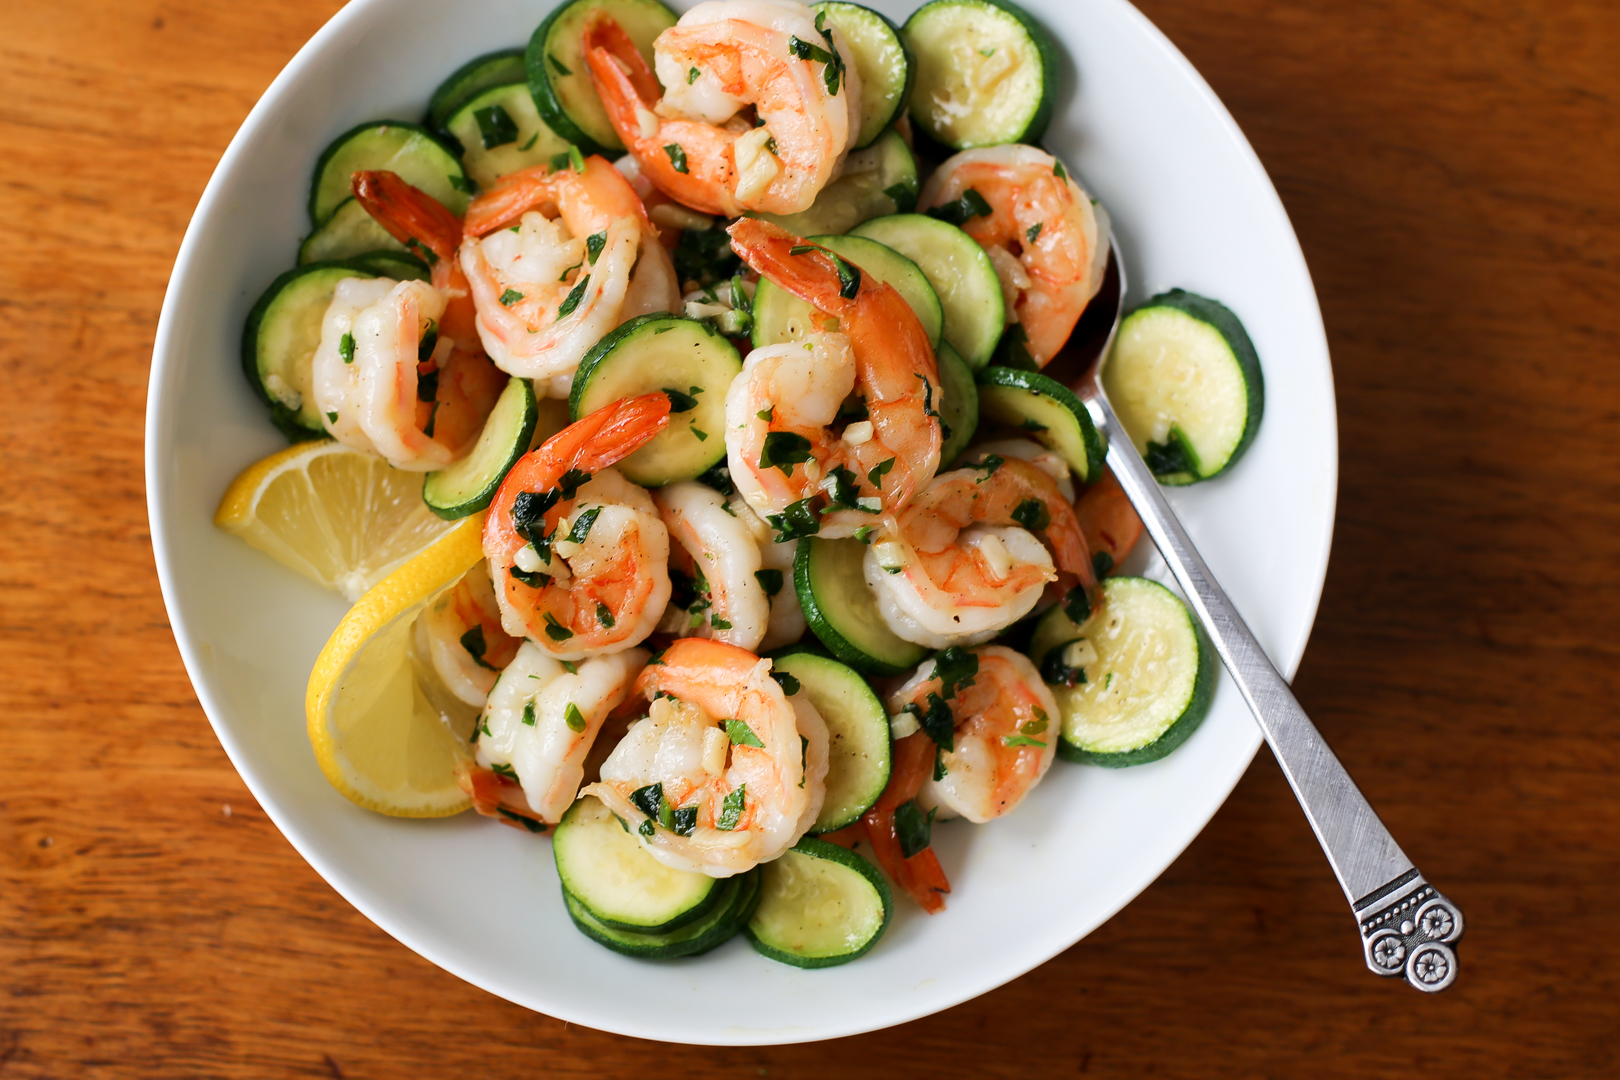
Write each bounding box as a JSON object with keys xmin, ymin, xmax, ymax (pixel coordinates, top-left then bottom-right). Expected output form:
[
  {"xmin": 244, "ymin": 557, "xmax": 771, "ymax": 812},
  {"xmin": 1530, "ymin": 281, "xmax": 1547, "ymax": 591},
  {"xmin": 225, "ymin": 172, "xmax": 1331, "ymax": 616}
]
[
  {"xmin": 306, "ymin": 514, "xmax": 487, "ymax": 816},
  {"xmin": 214, "ymin": 440, "xmax": 455, "ymax": 601}
]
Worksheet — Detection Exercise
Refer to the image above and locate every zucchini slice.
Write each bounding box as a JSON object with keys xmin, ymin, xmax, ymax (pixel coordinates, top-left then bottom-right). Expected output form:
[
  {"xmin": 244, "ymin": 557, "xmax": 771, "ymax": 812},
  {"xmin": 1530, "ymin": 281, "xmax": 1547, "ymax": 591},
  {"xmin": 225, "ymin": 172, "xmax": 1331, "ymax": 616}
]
[
  {"xmin": 526, "ymin": 0, "xmax": 678, "ymax": 155},
  {"xmin": 242, "ymin": 262, "xmax": 375, "ymax": 439},
  {"xmin": 849, "ymin": 214, "xmax": 1004, "ymax": 369},
  {"xmin": 936, "ymin": 340, "xmax": 979, "ymax": 466},
  {"xmin": 811, "ymin": 2, "xmax": 914, "ymax": 149},
  {"xmin": 554, "ymin": 795, "xmax": 723, "ymax": 933},
  {"xmin": 298, "ymin": 196, "xmax": 408, "ymax": 266},
  {"xmin": 760, "ymin": 127, "xmax": 918, "ymax": 238},
  {"xmin": 903, "ymin": 0, "xmax": 1056, "ymax": 149},
  {"xmin": 308, "ymin": 121, "xmax": 469, "ymax": 227},
  {"xmin": 1103, "ymin": 289, "xmax": 1264, "ymax": 485},
  {"xmin": 344, "ymin": 250, "xmax": 430, "ymax": 281},
  {"xmin": 564, "ymin": 866, "xmax": 761, "ymax": 958},
  {"xmin": 443, "ymin": 82, "xmax": 570, "ymax": 190},
  {"xmin": 746, "ymin": 838, "xmax": 892, "ymax": 968},
  {"xmin": 796, "ymin": 536, "xmax": 928, "ymax": 676},
  {"xmin": 1030, "ymin": 577, "xmax": 1214, "ymax": 767},
  {"xmin": 426, "ymin": 48, "xmax": 528, "ymax": 132},
  {"xmin": 751, "ymin": 234, "xmax": 943, "ymax": 351},
  {"xmin": 422, "ymin": 377, "xmax": 538, "ymax": 519},
  {"xmin": 568, "ymin": 314, "xmax": 741, "ymax": 487},
  {"xmin": 769, "ymin": 649, "xmax": 891, "ymax": 833},
  {"xmin": 975, "ymin": 365, "xmax": 1104, "ymax": 484}
]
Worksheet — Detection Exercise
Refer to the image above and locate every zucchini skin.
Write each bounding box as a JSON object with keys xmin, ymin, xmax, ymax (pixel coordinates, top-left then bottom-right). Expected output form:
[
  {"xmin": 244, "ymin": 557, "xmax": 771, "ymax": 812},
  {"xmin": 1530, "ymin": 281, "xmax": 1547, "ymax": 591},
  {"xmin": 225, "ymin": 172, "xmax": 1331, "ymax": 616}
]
[
  {"xmin": 525, "ymin": 0, "xmax": 679, "ymax": 156},
  {"xmin": 240, "ymin": 261, "xmax": 375, "ymax": 442},
  {"xmin": 812, "ymin": 1, "xmax": 916, "ymax": 149},
  {"xmin": 421, "ymin": 377, "xmax": 538, "ymax": 520},
  {"xmin": 426, "ymin": 48, "xmax": 527, "ymax": 132},
  {"xmin": 766, "ymin": 646, "xmax": 892, "ymax": 833},
  {"xmin": 745, "ymin": 838, "xmax": 893, "ymax": 968},
  {"xmin": 1055, "ymin": 619, "xmax": 1214, "ymax": 767},
  {"xmin": 974, "ymin": 365, "xmax": 1105, "ymax": 483},
  {"xmin": 904, "ymin": 0, "xmax": 1058, "ymax": 149},
  {"xmin": 1128, "ymin": 289, "xmax": 1265, "ymax": 483},
  {"xmin": 306, "ymin": 120, "xmax": 466, "ymax": 227},
  {"xmin": 794, "ymin": 537, "xmax": 928, "ymax": 677}
]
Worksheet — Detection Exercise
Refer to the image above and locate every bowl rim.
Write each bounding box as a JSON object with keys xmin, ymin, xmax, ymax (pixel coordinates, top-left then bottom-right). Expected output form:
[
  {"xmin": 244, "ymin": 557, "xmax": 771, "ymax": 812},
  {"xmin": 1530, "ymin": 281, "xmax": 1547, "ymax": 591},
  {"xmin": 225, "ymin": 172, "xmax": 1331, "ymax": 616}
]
[{"xmin": 146, "ymin": 0, "xmax": 1337, "ymax": 1044}]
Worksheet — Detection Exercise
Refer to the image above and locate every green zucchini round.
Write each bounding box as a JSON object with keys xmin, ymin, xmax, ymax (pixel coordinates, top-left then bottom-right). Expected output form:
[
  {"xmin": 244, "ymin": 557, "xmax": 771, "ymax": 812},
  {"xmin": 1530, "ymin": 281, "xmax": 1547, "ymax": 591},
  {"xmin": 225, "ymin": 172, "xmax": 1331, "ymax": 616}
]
[
  {"xmin": 242, "ymin": 262, "xmax": 375, "ymax": 440},
  {"xmin": 442, "ymin": 82, "xmax": 570, "ymax": 190},
  {"xmin": 768, "ymin": 649, "xmax": 891, "ymax": 833},
  {"xmin": 308, "ymin": 121, "xmax": 469, "ymax": 227},
  {"xmin": 746, "ymin": 838, "xmax": 892, "ymax": 968},
  {"xmin": 903, "ymin": 0, "xmax": 1057, "ymax": 149},
  {"xmin": 795, "ymin": 536, "xmax": 928, "ymax": 676},
  {"xmin": 426, "ymin": 49, "xmax": 528, "ymax": 132},
  {"xmin": 553, "ymin": 795, "xmax": 723, "ymax": 933},
  {"xmin": 935, "ymin": 340, "xmax": 979, "ymax": 466},
  {"xmin": 751, "ymin": 234, "xmax": 943, "ymax": 351},
  {"xmin": 422, "ymin": 376, "xmax": 538, "ymax": 519},
  {"xmin": 849, "ymin": 213, "xmax": 1004, "ymax": 368},
  {"xmin": 298, "ymin": 196, "xmax": 408, "ymax": 266},
  {"xmin": 760, "ymin": 127, "xmax": 919, "ymax": 238},
  {"xmin": 1103, "ymin": 289, "xmax": 1264, "ymax": 485},
  {"xmin": 525, "ymin": 0, "xmax": 678, "ymax": 155},
  {"xmin": 1029, "ymin": 577, "xmax": 1214, "ymax": 767},
  {"xmin": 974, "ymin": 365, "xmax": 1104, "ymax": 484},
  {"xmin": 568, "ymin": 314, "xmax": 741, "ymax": 487},
  {"xmin": 811, "ymin": 2, "xmax": 914, "ymax": 149}
]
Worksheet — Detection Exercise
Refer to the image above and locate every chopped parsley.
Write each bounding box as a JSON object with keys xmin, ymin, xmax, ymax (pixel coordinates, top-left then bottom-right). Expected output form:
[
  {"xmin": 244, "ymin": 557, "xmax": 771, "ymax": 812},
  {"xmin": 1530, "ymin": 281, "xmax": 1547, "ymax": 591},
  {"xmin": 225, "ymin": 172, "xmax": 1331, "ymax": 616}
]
[
  {"xmin": 725, "ymin": 718, "xmax": 766, "ymax": 748},
  {"xmin": 904, "ymin": 693, "xmax": 955, "ymax": 751},
  {"xmin": 595, "ymin": 601, "xmax": 615, "ymax": 628},
  {"xmin": 765, "ymin": 497, "xmax": 820, "ymax": 542},
  {"xmin": 883, "ymin": 181, "xmax": 918, "ymax": 213},
  {"xmin": 556, "ymin": 274, "xmax": 590, "ymax": 318},
  {"xmin": 325, "ymin": 411, "xmax": 338, "ymax": 424},
  {"xmin": 339, "ymin": 332, "xmax": 355, "ymax": 364},
  {"xmin": 926, "ymin": 188, "xmax": 992, "ymax": 227},
  {"xmin": 770, "ymin": 669, "xmax": 800, "ymax": 696},
  {"xmin": 975, "ymin": 453, "xmax": 1005, "ymax": 481},
  {"xmin": 1011, "ymin": 498, "xmax": 1051, "ymax": 532},
  {"xmin": 460, "ymin": 626, "xmax": 498, "ymax": 671},
  {"xmin": 498, "ymin": 807, "xmax": 547, "ymax": 833},
  {"xmin": 754, "ymin": 568, "xmax": 783, "ymax": 597},
  {"xmin": 933, "ymin": 646, "xmax": 979, "ymax": 700},
  {"xmin": 1063, "ymin": 584, "xmax": 1092, "ymax": 624},
  {"xmin": 564, "ymin": 703, "xmax": 586, "ymax": 733},
  {"xmin": 1039, "ymin": 638, "xmax": 1088, "ymax": 688},
  {"xmin": 499, "ymin": 288, "xmax": 524, "ymax": 306},
  {"xmin": 758, "ymin": 431, "xmax": 813, "ymax": 475},
  {"xmin": 509, "ymin": 565, "xmax": 550, "ymax": 589},
  {"xmin": 491, "ymin": 762, "xmax": 520, "ymax": 781},
  {"xmin": 710, "ymin": 615, "xmax": 731, "ymax": 629},
  {"xmin": 894, "ymin": 798, "xmax": 936, "ymax": 859},
  {"xmin": 548, "ymin": 53, "xmax": 571, "ymax": 76},
  {"xmin": 585, "ymin": 230, "xmax": 607, "ymax": 264},
  {"xmin": 1026, "ymin": 222, "xmax": 1043, "ymax": 244},
  {"xmin": 688, "ymin": 66, "xmax": 700, "ymax": 83},
  {"xmin": 717, "ymin": 785, "xmax": 747, "ymax": 831},
  {"xmin": 664, "ymin": 386, "xmax": 700, "ymax": 412},
  {"xmin": 867, "ymin": 457, "xmax": 895, "ymax": 489},
  {"xmin": 521, "ymin": 701, "xmax": 536, "ymax": 727},
  {"xmin": 664, "ymin": 143, "xmax": 689, "ymax": 173},
  {"xmin": 473, "ymin": 104, "xmax": 518, "ymax": 149},
  {"xmin": 543, "ymin": 612, "xmax": 574, "ymax": 641}
]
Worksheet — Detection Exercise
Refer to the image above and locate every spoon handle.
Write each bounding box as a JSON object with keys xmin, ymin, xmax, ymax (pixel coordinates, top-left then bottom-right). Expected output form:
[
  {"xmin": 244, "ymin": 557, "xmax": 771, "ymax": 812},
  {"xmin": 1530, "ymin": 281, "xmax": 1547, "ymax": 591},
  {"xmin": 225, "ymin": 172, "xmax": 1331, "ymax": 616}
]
[{"xmin": 1086, "ymin": 395, "xmax": 1464, "ymax": 991}]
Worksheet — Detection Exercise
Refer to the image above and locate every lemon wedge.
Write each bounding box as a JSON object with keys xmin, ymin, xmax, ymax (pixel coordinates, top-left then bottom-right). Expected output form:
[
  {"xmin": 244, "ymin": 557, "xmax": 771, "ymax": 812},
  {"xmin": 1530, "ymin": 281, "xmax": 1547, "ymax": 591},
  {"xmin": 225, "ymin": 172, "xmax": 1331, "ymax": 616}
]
[
  {"xmin": 214, "ymin": 440, "xmax": 455, "ymax": 601},
  {"xmin": 306, "ymin": 513, "xmax": 487, "ymax": 816}
]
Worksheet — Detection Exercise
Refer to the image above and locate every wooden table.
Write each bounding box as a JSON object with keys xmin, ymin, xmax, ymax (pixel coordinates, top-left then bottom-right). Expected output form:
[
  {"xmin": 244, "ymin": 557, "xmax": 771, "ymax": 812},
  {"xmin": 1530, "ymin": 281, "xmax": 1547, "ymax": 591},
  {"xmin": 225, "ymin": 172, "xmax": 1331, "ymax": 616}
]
[{"xmin": 3, "ymin": 0, "xmax": 1616, "ymax": 1073}]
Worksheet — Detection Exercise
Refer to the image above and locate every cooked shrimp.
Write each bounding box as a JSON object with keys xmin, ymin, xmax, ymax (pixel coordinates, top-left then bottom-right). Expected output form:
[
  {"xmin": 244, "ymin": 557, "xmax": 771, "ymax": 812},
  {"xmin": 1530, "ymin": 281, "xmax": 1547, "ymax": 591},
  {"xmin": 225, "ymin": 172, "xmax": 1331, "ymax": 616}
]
[
  {"xmin": 584, "ymin": 638, "xmax": 828, "ymax": 877},
  {"xmin": 583, "ymin": 0, "xmax": 861, "ymax": 216},
  {"xmin": 417, "ymin": 561, "xmax": 522, "ymax": 706},
  {"xmin": 890, "ymin": 645, "xmax": 1059, "ymax": 823},
  {"xmin": 1074, "ymin": 467, "xmax": 1144, "ymax": 573},
  {"xmin": 468, "ymin": 641, "xmax": 648, "ymax": 824},
  {"xmin": 918, "ymin": 145, "xmax": 1106, "ymax": 368},
  {"xmin": 729, "ymin": 493, "xmax": 806, "ymax": 650},
  {"xmin": 967, "ymin": 437, "xmax": 1076, "ymax": 502},
  {"xmin": 459, "ymin": 158, "xmax": 679, "ymax": 396},
  {"xmin": 483, "ymin": 394, "xmax": 674, "ymax": 660},
  {"xmin": 723, "ymin": 218, "xmax": 941, "ymax": 537},
  {"xmin": 858, "ymin": 731, "xmax": 951, "ymax": 912},
  {"xmin": 866, "ymin": 456, "xmax": 1098, "ymax": 647},
  {"xmin": 313, "ymin": 172, "xmax": 506, "ymax": 469},
  {"xmin": 653, "ymin": 481, "xmax": 772, "ymax": 650}
]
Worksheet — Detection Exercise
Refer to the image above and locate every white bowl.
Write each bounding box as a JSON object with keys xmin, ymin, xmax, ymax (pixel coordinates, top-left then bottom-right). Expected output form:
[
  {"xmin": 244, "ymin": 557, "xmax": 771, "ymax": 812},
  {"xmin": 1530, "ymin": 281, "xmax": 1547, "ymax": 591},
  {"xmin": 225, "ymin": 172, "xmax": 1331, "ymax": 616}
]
[{"xmin": 147, "ymin": 0, "xmax": 1336, "ymax": 1045}]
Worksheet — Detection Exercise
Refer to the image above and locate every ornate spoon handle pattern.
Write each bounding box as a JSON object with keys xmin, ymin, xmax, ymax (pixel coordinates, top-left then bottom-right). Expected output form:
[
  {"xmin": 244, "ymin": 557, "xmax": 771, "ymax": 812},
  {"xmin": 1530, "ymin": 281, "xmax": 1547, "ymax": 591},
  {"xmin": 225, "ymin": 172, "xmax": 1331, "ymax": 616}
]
[{"xmin": 1084, "ymin": 393, "xmax": 1464, "ymax": 991}]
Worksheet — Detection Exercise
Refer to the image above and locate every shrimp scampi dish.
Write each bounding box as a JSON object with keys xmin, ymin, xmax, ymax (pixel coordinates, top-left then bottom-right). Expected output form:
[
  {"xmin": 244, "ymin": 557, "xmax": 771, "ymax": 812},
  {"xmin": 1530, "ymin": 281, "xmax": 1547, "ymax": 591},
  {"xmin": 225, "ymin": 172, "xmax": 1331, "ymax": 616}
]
[{"xmin": 225, "ymin": 0, "xmax": 1260, "ymax": 970}]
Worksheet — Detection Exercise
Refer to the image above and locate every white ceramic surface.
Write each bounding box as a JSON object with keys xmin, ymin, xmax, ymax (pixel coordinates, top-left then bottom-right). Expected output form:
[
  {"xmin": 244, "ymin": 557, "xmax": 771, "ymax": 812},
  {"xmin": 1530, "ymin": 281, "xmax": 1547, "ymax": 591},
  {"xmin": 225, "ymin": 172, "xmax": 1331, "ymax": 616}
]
[{"xmin": 146, "ymin": 0, "xmax": 1337, "ymax": 1045}]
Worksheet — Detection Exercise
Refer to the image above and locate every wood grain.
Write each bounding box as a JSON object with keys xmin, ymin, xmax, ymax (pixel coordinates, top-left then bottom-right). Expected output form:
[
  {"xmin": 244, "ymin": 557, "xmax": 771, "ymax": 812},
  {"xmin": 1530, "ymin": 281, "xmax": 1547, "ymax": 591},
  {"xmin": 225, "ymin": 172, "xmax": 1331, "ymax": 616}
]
[{"xmin": 2, "ymin": 0, "xmax": 1617, "ymax": 1074}]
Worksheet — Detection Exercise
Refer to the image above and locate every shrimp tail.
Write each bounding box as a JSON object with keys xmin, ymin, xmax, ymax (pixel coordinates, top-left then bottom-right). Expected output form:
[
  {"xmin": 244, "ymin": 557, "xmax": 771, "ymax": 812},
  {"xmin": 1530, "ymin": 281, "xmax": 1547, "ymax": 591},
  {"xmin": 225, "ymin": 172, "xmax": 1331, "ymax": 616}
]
[
  {"xmin": 726, "ymin": 219, "xmax": 856, "ymax": 316},
  {"xmin": 352, "ymin": 170, "xmax": 463, "ymax": 264},
  {"xmin": 583, "ymin": 13, "xmax": 663, "ymax": 118},
  {"xmin": 540, "ymin": 391, "xmax": 673, "ymax": 479},
  {"xmin": 860, "ymin": 732, "xmax": 951, "ymax": 913},
  {"xmin": 455, "ymin": 760, "xmax": 548, "ymax": 830}
]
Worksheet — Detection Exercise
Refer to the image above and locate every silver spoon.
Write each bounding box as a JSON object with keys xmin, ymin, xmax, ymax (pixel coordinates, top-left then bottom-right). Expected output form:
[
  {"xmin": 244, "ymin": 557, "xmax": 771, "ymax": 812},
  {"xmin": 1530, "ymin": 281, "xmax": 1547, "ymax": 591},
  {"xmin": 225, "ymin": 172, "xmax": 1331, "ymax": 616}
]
[{"xmin": 1045, "ymin": 238, "xmax": 1465, "ymax": 992}]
